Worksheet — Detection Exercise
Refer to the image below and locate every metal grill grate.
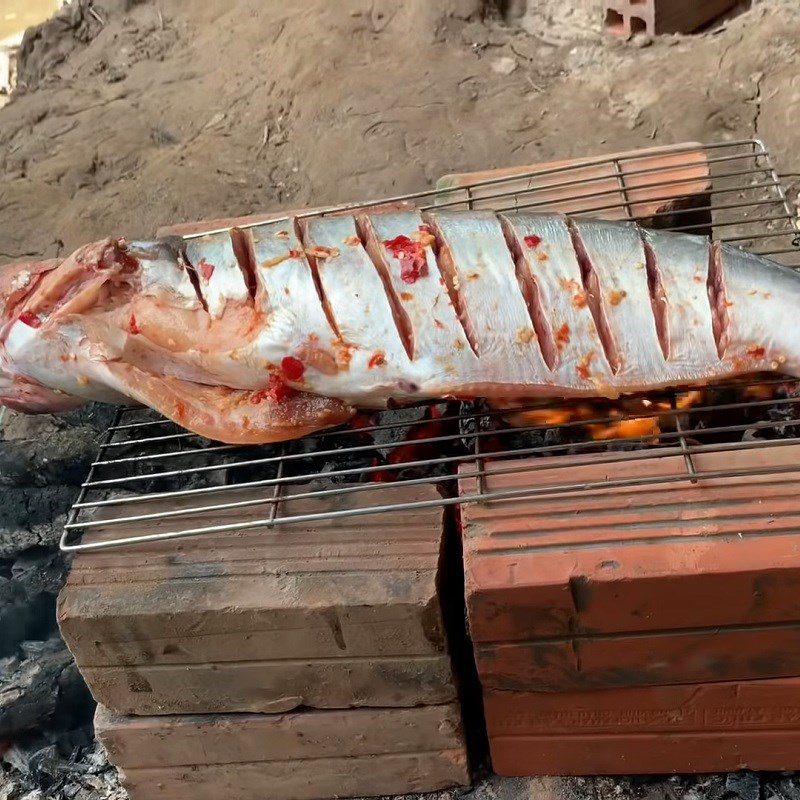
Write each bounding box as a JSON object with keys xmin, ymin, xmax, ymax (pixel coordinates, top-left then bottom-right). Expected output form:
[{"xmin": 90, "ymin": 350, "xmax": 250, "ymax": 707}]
[{"xmin": 61, "ymin": 139, "xmax": 800, "ymax": 552}]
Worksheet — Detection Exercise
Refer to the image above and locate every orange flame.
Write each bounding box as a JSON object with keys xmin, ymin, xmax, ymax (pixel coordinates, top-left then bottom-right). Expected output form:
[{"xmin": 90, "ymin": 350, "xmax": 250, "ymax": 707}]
[{"xmin": 491, "ymin": 388, "xmax": 715, "ymax": 442}]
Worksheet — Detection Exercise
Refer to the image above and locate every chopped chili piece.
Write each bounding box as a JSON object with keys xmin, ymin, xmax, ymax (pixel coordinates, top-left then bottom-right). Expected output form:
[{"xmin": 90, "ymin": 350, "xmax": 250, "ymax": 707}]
[
  {"xmin": 18, "ymin": 311, "xmax": 41, "ymax": 328},
  {"xmin": 252, "ymin": 374, "xmax": 297, "ymax": 404},
  {"xmin": 524, "ymin": 234, "xmax": 542, "ymax": 248},
  {"xmin": 368, "ymin": 351, "xmax": 386, "ymax": 369},
  {"xmin": 197, "ymin": 259, "xmax": 215, "ymax": 281},
  {"xmin": 576, "ymin": 351, "xmax": 595, "ymax": 380},
  {"xmin": 281, "ymin": 356, "xmax": 305, "ymax": 381},
  {"xmin": 288, "ymin": 248, "xmax": 303, "ymax": 259},
  {"xmin": 128, "ymin": 313, "xmax": 141, "ymax": 335},
  {"xmin": 383, "ymin": 235, "xmax": 428, "ymax": 284},
  {"xmin": 747, "ymin": 345, "xmax": 766, "ymax": 358},
  {"xmin": 555, "ymin": 323, "xmax": 570, "ymax": 349}
]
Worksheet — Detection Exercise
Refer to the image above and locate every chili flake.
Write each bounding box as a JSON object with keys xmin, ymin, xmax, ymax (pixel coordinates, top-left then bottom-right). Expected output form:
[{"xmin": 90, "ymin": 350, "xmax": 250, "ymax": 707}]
[
  {"xmin": 261, "ymin": 253, "xmax": 292, "ymax": 269},
  {"xmin": 281, "ymin": 356, "xmax": 305, "ymax": 381},
  {"xmin": 524, "ymin": 235, "xmax": 542, "ymax": 248},
  {"xmin": 572, "ymin": 291, "xmax": 588, "ymax": 309},
  {"xmin": 252, "ymin": 374, "xmax": 297, "ymax": 404},
  {"xmin": 609, "ymin": 289, "xmax": 627, "ymax": 306},
  {"xmin": 576, "ymin": 351, "xmax": 595, "ymax": 380},
  {"xmin": 414, "ymin": 225, "xmax": 436, "ymax": 248},
  {"xmin": 306, "ymin": 246, "xmax": 340, "ymax": 260},
  {"xmin": 129, "ymin": 313, "xmax": 141, "ymax": 335},
  {"xmin": 383, "ymin": 235, "xmax": 428, "ymax": 284},
  {"xmin": 18, "ymin": 311, "xmax": 41, "ymax": 328},
  {"xmin": 197, "ymin": 259, "xmax": 215, "ymax": 281},
  {"xmin": 368, "ymin": 351, "xmax": 386, "ymax": 369},
  {"xmin": 747, "ymin": 345, "xmax": 766, "ymax": 359},
  {"xmin": 555, "ymin": 323, "xmax": 570, "ymax": 349},
  {"xmin": 517, "ymin": 327, "xmax": 535, "ymax": 344}
]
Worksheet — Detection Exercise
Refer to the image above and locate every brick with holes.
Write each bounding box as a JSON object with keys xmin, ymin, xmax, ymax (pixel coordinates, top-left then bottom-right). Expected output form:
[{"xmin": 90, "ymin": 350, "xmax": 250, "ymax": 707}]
[
  {"xmin": 603, "ymin": 0, "xmax": 739, "ymax": 37},
  {"xmin": 460, "ymin": 443, "xmax": 800, "ymax": 693},
  {"xmin": 58, "ymin": 481, "xmax": 460, "ymax": 715}
]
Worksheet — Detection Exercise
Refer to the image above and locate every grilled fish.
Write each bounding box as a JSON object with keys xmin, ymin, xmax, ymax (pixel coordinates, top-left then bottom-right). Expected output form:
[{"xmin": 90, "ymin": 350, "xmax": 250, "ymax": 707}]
[{"xmin": 0, "ymin": 211, "xmax": 796, "ymax": 443}]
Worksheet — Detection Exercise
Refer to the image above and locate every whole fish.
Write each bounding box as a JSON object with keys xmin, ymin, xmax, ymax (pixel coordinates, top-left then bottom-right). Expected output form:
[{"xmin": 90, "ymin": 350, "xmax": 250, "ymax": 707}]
[{"xmin": 0, "ymin": 210, "xmax": 796, "ymax": 443}]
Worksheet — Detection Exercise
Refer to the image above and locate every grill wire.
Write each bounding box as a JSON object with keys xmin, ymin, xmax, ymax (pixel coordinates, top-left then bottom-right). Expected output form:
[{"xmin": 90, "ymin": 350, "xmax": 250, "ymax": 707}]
[{"xmin": 61, "ymin": 139, "xmax": 800, "ymax": 552}]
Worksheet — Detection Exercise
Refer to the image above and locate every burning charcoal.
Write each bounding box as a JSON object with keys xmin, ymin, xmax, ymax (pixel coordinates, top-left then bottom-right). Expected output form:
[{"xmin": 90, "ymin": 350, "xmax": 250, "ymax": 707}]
[
  {"xmin": 369, "ymin": 406, "xmax": 431, "ymax": 453},
  {"xmin": 282, "ymin": 422, "xmax": 379, "ymax": 485}
]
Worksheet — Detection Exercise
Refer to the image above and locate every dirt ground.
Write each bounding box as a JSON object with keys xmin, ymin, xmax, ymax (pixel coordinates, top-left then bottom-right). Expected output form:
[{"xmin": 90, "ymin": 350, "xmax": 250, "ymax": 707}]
[{"xmin": 0, "ymin": 0, "xmax": 799, "ymax": 265}]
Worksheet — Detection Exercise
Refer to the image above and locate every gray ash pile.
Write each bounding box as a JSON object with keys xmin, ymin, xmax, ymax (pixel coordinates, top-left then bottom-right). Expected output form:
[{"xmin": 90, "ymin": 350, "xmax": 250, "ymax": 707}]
[{"xmin": 0, "ymin": 404, "xmax": 119, "ymax": 799}]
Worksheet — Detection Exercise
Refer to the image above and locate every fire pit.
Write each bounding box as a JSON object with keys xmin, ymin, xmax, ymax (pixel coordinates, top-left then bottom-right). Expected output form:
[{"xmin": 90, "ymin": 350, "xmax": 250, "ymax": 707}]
[{"xmin": 47, "ymin": 138, "xmax": 800, "ymax": 796}]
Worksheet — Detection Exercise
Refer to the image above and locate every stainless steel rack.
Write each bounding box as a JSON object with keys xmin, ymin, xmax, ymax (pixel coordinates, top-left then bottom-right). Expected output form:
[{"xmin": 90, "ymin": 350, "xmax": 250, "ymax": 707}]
[{"xmin": 60, "ymin": 139, "xmax": 800, "ymax": 552}]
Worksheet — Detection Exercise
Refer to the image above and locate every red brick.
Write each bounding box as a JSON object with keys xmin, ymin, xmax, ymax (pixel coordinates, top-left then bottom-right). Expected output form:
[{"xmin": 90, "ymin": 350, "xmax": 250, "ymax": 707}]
[
  {"xmin": 96, "ymin": 702, "xmax": 469, "ymax": 800},
  {"xmin": 436, "ymin": 142, "xmax": 711, "ymax": 223},
  {"xmin": 161, "ymin": 144, "xmax": 710, "ymax": 240},
  {"xmin": 604, "ymin": 0, "xmax": 739, "ymax": 37},
  {"xmin": 485, "ymin": 678, "xmax": 800, "ymax": 775},
  {"xmin": 59, "ymin": 481, "xmax": 457, "ymax": 715},
  {"xmin": 461, "ymin": 444, "xmax": 800, "ymax": 691}
]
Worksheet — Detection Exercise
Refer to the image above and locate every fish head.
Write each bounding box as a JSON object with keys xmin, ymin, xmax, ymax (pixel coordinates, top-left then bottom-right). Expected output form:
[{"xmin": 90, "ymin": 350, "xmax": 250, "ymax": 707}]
[
  {"xmin": 0, "ymin": 362, "xmax": 87, "ymax": 414},
  {"xmin": 0, "ymin": 241, "xmax": 138, "ymax": 415},
  {"xmin": 0, "ymin": 258, "xmax": 83, "ymax": 413}
]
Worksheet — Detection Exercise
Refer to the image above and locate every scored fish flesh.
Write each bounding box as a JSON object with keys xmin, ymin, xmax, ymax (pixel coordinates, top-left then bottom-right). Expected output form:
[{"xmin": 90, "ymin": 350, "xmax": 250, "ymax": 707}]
[{"xmin": 0, "ymin": 211, "xmax": 797, "ymax": 443}]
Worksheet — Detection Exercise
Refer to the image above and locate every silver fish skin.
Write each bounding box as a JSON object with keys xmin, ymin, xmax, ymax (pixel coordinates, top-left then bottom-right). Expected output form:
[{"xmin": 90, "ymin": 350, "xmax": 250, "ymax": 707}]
[{"xmin": 0, "ymin": 211, "xmax": 797, "ymax": 443}]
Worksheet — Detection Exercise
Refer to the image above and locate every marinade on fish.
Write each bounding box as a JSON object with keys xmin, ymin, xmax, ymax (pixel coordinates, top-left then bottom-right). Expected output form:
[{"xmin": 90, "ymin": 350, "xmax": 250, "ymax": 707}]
[{"xmin": 0, "ymin": 211, "xmax": 796, "ymax": 443}]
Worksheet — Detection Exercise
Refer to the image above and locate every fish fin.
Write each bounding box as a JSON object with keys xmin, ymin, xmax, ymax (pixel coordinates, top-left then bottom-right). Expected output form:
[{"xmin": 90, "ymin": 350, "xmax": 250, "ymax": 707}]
[{"xmin": 104, "ymin": 363, "xmax": 354, "ymax": 444}]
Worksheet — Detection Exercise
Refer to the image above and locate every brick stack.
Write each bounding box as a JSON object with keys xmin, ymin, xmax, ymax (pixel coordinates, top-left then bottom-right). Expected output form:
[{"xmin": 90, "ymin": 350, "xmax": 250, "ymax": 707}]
[
  {"xmin": 58, "ymin": 482, "xmax": 470, "ymax": 799},
  {"xmin": 461, "ymin": 444, "xmax": 800, "ymax": 774}
]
